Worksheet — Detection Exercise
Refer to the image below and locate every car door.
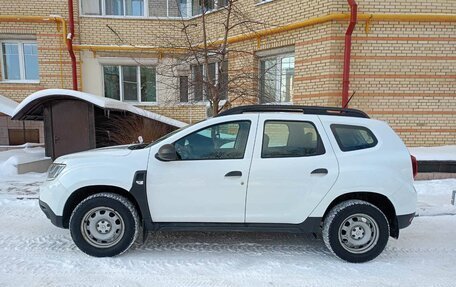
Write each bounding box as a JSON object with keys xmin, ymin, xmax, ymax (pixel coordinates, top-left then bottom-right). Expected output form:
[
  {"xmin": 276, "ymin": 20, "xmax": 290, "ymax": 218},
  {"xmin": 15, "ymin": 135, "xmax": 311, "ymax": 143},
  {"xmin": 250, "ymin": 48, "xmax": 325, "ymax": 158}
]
[
  {"xmin": 245, "ymin": 114, "xmax": 339, "ymax": 224},
  {"xmin": 147, "ymin": 114, "xmax": 258, "ymax": 223}
]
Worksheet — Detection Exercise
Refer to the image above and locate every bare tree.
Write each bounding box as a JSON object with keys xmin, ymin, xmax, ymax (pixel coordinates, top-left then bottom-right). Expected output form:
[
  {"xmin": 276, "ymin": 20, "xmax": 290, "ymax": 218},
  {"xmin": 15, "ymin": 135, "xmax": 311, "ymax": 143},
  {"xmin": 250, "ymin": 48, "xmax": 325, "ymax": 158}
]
[
  {"xmin": 105, "ymin": 0, "xmax": 275, "ymax": 117},
  {"xmin": 155, "ymin": 0, "xmax": 272, "ymax": 116}
]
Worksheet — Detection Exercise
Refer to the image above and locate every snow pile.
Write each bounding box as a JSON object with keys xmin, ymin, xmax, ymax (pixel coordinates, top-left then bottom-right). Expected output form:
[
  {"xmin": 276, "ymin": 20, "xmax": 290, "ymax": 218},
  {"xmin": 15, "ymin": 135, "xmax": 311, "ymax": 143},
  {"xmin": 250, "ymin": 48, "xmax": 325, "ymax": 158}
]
[
  {"xmin": 0, "ymin": 146, "xmax": 47, "ymax": 175},
  {"xmin": 0, "ymin": 156, "xmax": 19, "ymax": 176},
  {"xmin": 409, "ymin": 145, "xmax": 456, "ymax": 161}
]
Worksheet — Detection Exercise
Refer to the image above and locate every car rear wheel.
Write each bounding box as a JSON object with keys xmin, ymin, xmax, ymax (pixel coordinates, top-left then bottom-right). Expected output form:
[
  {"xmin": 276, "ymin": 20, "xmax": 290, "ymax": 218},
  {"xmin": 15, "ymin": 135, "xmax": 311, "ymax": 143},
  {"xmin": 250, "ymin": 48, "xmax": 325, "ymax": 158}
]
[
  {"xmin": 322, "ymin": 200, "xmax": 389, "ymax": 263},
  {"xmin": 69, "ymin": 193, "xmax": 139, "ymax": 257}
]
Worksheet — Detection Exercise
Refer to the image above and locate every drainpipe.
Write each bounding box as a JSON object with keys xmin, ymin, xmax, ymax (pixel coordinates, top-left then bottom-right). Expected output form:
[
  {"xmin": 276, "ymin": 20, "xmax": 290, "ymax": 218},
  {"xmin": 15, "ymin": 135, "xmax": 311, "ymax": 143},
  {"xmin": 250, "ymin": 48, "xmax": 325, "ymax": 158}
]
[
  {"xmin": 342, "ymin": 0, "xmax": 358, "ymax": 108},
  {"xmin": 67, "ymin": 0, "xmax": 78, "ymax": 90}
]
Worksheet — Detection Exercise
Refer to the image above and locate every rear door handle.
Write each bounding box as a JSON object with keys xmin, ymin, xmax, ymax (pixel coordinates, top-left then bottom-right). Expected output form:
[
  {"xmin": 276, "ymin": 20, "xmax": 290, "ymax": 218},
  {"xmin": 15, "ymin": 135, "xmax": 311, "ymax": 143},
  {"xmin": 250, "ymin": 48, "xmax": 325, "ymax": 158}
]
[
  {"xmin": 225, "ymin": 171, "xmax": 242, "ymax": 177},
  {"xmin": 311, "ymin": 168, "xmax": 328, "ymax": 175}
]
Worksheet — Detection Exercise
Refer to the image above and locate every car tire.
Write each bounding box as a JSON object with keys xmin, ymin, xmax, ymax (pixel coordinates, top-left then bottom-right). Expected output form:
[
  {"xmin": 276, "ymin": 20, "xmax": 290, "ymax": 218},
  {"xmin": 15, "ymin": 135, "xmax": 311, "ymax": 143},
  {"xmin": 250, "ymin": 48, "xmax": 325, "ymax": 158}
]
[
  {"xmin": 322, "ymin": 200, "xmax": 389, "ymax": 263},
  {"xmin": 69, "ymin": 192, "xmax": 139, "ymax": 257}
]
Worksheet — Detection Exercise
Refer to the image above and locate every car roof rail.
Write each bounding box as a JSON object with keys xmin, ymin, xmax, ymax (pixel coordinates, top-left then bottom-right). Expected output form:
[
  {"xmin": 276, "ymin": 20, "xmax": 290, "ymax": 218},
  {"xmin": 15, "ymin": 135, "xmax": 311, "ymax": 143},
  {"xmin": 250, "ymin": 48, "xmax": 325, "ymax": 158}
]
[{"xmin": 216, "ymin": 105, "xmax": 370, "ymax": 118}]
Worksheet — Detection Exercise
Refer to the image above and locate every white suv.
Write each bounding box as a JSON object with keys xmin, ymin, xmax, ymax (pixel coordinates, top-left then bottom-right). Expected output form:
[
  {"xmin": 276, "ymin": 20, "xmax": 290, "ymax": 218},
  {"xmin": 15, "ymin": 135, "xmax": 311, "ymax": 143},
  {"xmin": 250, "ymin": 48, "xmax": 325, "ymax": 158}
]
[{"xmin": 39, "ymin": 105, "xmax": 417, "ymax": 262}]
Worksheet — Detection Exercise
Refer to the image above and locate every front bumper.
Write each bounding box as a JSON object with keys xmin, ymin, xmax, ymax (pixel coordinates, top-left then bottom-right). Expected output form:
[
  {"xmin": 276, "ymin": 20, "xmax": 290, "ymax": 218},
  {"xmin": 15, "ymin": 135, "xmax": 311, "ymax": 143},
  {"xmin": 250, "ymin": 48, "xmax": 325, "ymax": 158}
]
[
  {"xmin": 39, "ymin": 200, "xmax": 65, "ymax": 228},
  {"xmin": 397, "ymin": 212, "xmax": 415, "ymax": 229}
]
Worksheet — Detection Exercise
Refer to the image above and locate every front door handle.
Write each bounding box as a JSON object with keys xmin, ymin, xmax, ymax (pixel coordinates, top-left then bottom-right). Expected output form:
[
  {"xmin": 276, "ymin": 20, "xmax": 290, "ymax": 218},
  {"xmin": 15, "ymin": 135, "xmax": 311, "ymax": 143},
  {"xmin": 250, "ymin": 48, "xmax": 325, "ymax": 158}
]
[
  {"xmin": 311, "ymin": 168, "xmax": 328, "ymax": 175},
  {"xmin": 225, "ymin": 171, "xmax": 242, "ymax": 177}
]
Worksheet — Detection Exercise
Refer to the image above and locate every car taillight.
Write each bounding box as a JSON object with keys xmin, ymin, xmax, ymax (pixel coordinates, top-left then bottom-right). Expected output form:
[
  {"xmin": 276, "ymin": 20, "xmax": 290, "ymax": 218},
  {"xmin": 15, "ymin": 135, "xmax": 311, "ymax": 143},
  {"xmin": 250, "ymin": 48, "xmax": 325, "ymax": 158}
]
[{"xmin": 411, "ymin": 155, "xmax": 418, "ymax": 179}]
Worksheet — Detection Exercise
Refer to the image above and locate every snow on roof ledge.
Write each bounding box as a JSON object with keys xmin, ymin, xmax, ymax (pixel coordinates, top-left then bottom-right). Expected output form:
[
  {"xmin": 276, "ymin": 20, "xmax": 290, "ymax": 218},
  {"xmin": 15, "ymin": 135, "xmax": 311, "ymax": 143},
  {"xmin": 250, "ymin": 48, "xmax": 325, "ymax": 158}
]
[
  {"xmin": 0, "ymin": 94, "xmax": 19, "ymax": 117},
  {"xmin": 12, "ymin": 89, "xmax": 187, "ymax": 128}
]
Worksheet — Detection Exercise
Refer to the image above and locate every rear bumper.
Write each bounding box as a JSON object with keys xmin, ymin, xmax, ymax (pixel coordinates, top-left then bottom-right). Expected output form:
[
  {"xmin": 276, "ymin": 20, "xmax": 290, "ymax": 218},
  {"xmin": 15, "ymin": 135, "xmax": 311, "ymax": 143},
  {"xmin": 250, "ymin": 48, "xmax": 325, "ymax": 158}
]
[
  {"xmin": 39, "ymin": 200, "xmax": 65, "ymax": 228},
  {"xmin": 397, "ymin": 212, "xmax": 415, "ymax": 229}
]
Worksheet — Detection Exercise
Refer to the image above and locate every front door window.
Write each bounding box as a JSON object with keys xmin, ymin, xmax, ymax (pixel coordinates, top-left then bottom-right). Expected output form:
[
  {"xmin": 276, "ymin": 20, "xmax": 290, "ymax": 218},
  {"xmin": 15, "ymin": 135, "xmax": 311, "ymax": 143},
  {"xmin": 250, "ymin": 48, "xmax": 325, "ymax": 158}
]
[{"xmin": 174, "ymin": 121, "xmax": 251, "ymax": 160}]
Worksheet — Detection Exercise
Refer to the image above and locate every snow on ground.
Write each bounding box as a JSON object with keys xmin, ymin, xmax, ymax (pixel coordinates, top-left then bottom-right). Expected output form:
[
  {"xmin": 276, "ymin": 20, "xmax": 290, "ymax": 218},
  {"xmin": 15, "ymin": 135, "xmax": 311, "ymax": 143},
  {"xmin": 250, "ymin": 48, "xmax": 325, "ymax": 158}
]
[
  {"xmin": 409, "ymin": 145, "xmax": 456, "ymax": 161},
  {"xmin": 414, "ymin": 179, "xmax": 456, "ymax": 216},
  {"xmin": 0, "ymin": 147, "xmax": 455, "ymax": 286},
  {"xmin": 0, "ymin": 198, "xmax": 455, "ymax": 287},
  {"xmin": 0, "ymin": 179, "xmax": 454, "ymax": 286}
]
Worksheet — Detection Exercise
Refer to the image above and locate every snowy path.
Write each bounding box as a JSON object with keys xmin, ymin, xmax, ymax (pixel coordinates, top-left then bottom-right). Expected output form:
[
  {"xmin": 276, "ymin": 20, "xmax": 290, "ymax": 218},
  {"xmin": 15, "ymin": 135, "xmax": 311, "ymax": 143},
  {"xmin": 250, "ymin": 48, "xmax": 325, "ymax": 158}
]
[{"xmin": 0, "ymin": 198, "xmax": 455, "ymax": 287}]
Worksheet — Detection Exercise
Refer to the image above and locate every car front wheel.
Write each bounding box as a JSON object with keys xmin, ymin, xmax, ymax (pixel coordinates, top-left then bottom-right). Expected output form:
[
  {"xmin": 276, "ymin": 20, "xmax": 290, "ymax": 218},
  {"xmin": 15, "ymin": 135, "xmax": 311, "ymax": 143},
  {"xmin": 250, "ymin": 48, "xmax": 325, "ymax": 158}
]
[
  {"xmin": 69, "ymin": 192, "xmax": 139, "ymax": 257},
  {"xmin": 322, "ymin": 200, "xmax": 389, "ymax": 263}
]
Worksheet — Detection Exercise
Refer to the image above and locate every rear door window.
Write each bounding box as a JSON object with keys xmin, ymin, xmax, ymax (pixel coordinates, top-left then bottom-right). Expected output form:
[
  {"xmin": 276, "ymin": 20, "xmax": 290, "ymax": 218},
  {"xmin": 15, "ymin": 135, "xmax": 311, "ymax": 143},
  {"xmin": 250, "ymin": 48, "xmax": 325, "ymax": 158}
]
[
  {"xmin": 262, "ymin": 121, "xmax": 325, "ymax": 158},
  {"xmin": 331, "ymin": 124, "xmax": 378, "ymax": 152}
]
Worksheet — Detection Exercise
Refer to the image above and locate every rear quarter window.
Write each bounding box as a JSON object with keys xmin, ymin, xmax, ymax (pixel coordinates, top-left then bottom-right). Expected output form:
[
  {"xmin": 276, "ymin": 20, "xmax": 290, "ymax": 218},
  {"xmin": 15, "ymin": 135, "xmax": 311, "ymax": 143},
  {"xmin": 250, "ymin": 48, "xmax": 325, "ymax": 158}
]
[{"xmin": 331, "ymin": 124, "xmax": 378, "ymax": 152}]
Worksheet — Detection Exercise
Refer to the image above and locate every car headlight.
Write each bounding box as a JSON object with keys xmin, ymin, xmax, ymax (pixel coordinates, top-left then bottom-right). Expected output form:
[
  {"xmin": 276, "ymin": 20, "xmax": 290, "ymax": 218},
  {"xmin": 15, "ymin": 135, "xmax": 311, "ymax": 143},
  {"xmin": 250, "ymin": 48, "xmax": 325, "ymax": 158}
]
[{"xmin": 47, "ymin": 163, "xmax": 66, "ymax": 180}]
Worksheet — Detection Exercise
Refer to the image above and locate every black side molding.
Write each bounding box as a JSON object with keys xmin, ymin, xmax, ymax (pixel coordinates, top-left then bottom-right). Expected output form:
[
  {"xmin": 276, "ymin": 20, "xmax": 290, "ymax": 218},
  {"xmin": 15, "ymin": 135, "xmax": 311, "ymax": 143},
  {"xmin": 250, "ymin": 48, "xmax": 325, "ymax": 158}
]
[
  {"xmin": 147, "ymin": 217, "xmax": 322, "ymax": 234},
  {"xmin": 129, "ymin": 171, "xmax": 154, "ymax": 229}
]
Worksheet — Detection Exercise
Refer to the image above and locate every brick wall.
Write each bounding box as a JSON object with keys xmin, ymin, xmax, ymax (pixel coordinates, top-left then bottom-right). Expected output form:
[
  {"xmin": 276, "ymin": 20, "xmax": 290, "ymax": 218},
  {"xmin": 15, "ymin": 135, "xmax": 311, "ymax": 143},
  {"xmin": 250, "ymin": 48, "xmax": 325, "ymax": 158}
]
[
  {"xmin": 0, "ymin": 0, "xmax": 81, "ymax": 101},
  {"xmin": 141, "ymin": 104, "xmax": 207, "ymax": 124}
]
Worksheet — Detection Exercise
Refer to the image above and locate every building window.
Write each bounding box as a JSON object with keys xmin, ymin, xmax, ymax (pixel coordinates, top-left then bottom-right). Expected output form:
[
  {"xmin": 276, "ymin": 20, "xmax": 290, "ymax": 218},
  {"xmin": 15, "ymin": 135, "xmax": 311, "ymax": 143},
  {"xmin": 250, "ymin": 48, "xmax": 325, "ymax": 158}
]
[
  {"xmin": 190, "ymin": 61, "xmax": 228, "ymax": 102},
  {"xmin": 82, "ymin": 0, "xmax": 145, "ymax": 16},
  {"xmin": 149, "ymin": 0, "xmax": 188, "ymax": 17},
  {"xmin": 179, "ymin": 76, "xmax": 189, "ymax": 102},
  {"xmin": 81, "ymin": 0, "xmax": 102, "ymax": 15},
  {"xmin": 259, "ymin": 53, "xmax": 294, "ymax": 103},
  {"xmin": 103, "ymin": 65, "xmax": 156, "ymax": 103},
  {"xmin": 1, "ymin": 41, "xmax": 39, "ymax": 82},
  {"xmin": 81, "ymin": 0, "xmax": 227, "ymax": 18},
  {"xmin": 192, "ymin": 0, "xmax": 227, "ymax": 16}
]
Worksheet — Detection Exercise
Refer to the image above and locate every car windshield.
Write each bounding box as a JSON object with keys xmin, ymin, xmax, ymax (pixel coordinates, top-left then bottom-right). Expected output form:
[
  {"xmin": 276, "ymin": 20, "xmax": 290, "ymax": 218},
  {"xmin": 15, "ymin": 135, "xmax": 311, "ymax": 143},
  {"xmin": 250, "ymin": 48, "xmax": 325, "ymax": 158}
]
[{"xmin": 147, "ymin": 120, "xmax": 205, "ymax": 147}]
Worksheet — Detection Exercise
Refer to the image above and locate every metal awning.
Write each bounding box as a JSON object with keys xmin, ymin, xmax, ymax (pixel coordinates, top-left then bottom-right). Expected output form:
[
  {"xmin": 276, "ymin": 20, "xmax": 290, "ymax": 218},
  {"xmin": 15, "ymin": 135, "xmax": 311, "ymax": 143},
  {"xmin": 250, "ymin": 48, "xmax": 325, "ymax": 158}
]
[{"xmin": 11, "ymin": 89, "xmax": 187, "ymax": 128}]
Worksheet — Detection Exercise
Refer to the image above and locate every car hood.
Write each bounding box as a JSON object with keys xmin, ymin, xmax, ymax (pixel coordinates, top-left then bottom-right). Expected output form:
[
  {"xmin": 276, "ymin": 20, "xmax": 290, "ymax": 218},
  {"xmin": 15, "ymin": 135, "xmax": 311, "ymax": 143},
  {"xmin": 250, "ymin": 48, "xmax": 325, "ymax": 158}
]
[{"xmin": 55, "ymin": 145, "xmax": 137, "ymax": 163}]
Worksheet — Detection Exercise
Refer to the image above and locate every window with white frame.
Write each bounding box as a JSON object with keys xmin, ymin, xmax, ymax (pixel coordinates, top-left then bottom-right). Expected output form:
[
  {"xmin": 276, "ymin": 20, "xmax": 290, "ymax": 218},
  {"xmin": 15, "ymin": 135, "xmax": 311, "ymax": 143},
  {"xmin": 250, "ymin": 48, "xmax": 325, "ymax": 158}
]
[
  {"xmin": 149, "ymin": 0, "xmax": 189, "ymax": 17},
  {"xmin": 191, "ymin": 0, "xmax": 227, "ymax": 16},
  {"xmin": 103, "ymin": 65, "xmax": 156, "ymax": 103},
  {"xmin": 1, "ymin": 41, "xmax": 39, "ymax": 82},
  {"xmin": 81, "ymin": 0, "xmax": 145, "ymax": 16},
  {"xmin": 259, "ymin": 52, "xmax": 294, "ymax": 103},
  {"xmin": 81, "ymin": 0, "xmax": 227, "ymax": 18},
  {"xmin": 188, "ymin": 61, "xmax": 228, "ymax": 102}
]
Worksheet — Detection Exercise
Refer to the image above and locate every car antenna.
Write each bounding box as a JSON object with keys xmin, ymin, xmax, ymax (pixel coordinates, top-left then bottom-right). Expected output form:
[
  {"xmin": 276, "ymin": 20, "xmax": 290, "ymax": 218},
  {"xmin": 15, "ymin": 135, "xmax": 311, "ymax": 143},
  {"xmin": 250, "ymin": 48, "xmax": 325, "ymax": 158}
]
[{"xmin": 343, "ymin": 91, "xmax": 356, "ymax": 109}]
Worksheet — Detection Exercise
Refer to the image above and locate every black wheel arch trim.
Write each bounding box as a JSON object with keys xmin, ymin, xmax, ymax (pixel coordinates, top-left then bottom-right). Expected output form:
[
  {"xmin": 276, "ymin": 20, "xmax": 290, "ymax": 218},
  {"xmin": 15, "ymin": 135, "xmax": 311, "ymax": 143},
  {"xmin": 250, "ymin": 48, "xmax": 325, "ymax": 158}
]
[
  {"xmin": 39, "ymin": 200, "xmax": 65, "ymax": 228},
  {"xmin": 129, "ymin": 170, "xmax": 154, "ymax": 229},
  {"xmin": 397, "ymin": 212, "xmax": 415, "ymax": 230},
  {"xmin": 322, "ymin": 192, "xmax": 401, "ymax": 239}
]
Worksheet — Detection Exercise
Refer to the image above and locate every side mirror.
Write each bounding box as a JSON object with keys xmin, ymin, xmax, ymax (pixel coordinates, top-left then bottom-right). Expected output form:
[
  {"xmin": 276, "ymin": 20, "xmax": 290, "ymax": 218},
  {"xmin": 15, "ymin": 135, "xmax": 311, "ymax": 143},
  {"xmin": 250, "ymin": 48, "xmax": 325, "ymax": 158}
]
[{"xmin": 155, "ymin": 144, "xmax": 178, "ymax": 161}]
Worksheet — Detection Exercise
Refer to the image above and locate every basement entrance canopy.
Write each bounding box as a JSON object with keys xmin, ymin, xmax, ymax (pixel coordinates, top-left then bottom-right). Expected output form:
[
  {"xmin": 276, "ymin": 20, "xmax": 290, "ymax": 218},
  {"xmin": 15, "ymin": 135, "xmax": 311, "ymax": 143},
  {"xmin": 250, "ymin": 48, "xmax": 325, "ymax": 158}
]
[
  {"xmin": 11, "ymin": 89, "xmax": 187, "ymax": 159},
  {"xmin": 12, "ymin": 89, "xmax": 186, "ymax": 127},
  {"xmin": 0, "ymin": 94, "xmax": 18, "ymax": 117}
]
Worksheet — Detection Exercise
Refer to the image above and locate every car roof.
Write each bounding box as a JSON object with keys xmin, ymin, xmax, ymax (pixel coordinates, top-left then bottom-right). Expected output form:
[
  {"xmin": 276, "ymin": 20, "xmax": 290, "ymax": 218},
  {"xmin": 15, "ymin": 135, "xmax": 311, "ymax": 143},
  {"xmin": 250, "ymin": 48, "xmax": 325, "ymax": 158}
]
[{"xmin": 216, "ymin": 105, "xmax": 369, "ymax": 119}]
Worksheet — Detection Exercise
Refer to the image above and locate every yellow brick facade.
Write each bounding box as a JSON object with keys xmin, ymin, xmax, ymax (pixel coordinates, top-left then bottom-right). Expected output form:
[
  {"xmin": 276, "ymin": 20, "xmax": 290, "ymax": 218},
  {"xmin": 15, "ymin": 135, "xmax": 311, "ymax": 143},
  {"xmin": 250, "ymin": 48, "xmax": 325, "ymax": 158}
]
[{"xmin": 0, "ymin": 0, "xmax": 455, "ymax": 146}]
